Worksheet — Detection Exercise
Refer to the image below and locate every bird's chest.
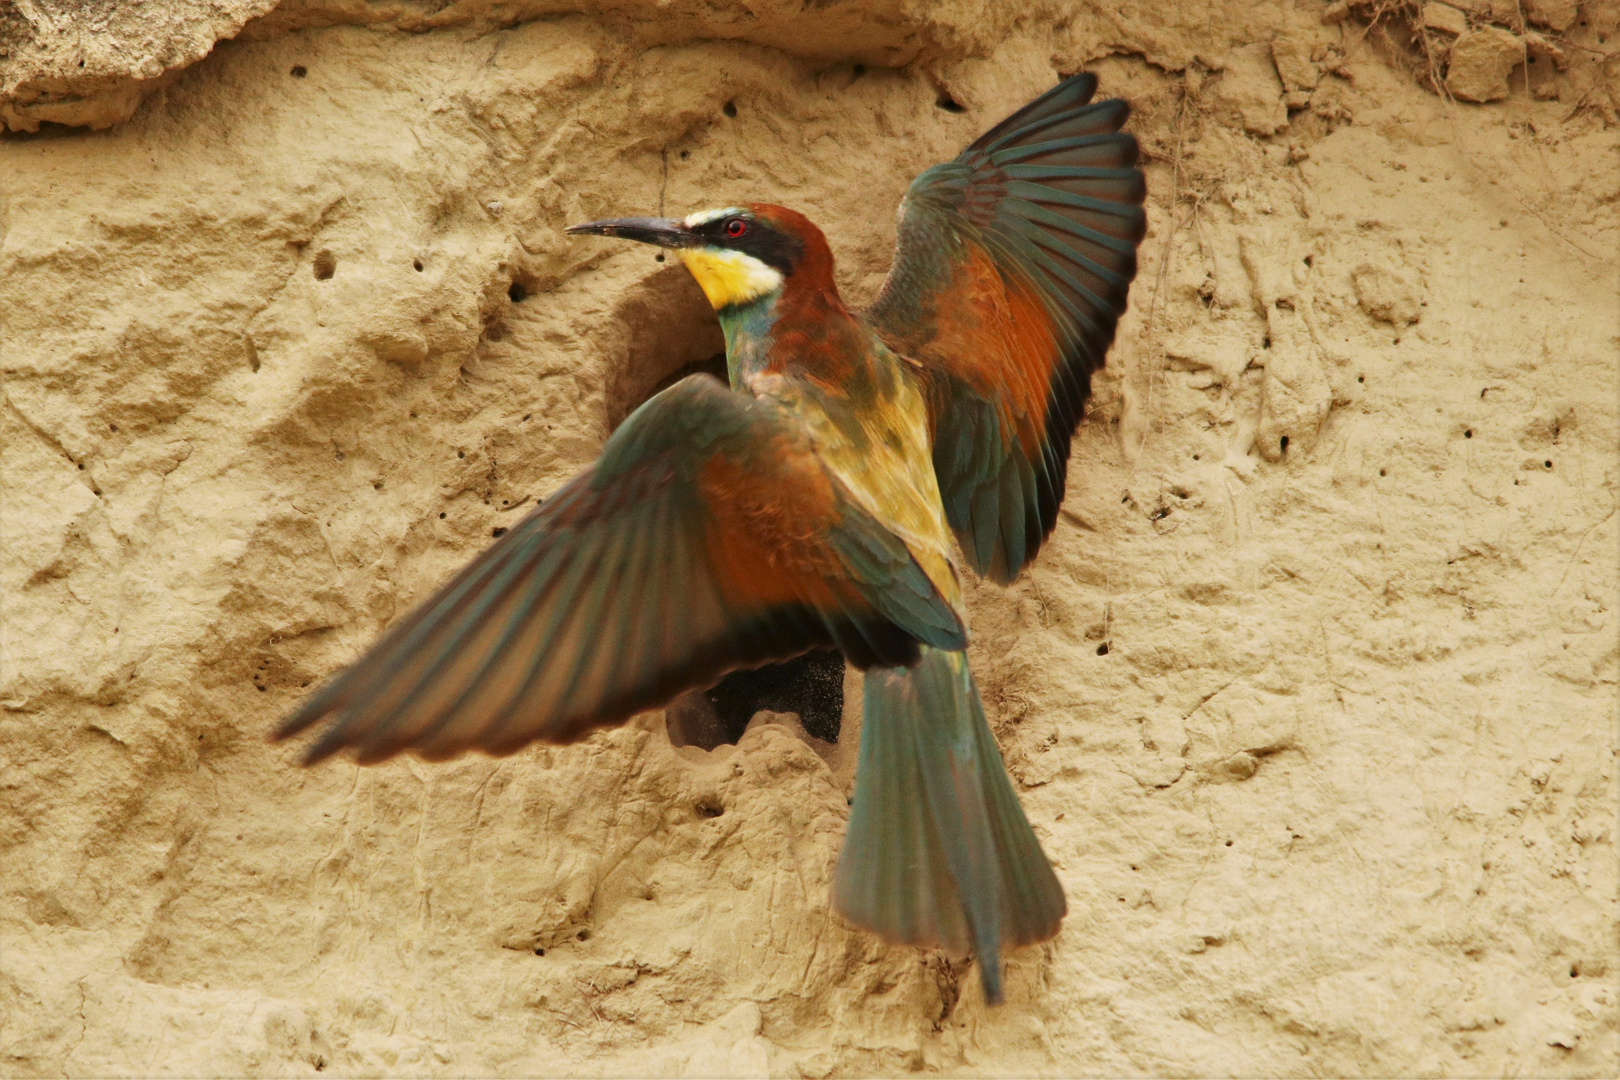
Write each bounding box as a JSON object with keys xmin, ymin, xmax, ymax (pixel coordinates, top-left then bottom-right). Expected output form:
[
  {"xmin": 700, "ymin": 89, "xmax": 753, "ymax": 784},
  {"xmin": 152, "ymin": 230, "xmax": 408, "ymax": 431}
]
[{"xmin": 749, "ymin": 361, "xmax": 962, "ymax": 610}]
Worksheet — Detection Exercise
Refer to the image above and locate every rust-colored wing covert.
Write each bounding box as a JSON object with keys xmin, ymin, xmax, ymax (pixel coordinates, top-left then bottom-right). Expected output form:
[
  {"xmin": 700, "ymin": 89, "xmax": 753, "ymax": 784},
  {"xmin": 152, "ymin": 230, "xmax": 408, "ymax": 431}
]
[
  {"xmin": 277, "ymin": 375, "xmax": 965, "ymax": 765},
  {"xmin": 864, "ymin": 73, "xmax": 1147, "ymax": 583}
]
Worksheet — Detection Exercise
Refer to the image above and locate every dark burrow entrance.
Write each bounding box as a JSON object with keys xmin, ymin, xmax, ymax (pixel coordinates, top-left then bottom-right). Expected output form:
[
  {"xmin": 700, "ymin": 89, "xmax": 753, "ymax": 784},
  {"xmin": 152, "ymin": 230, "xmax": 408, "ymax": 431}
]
[
  {"xmin": 605, "ymin": 267, "xmax": 848, "ymax": 751},
  {"xmin": 666, "ymin": 649, "xmax": 846, "ymax": 751}
]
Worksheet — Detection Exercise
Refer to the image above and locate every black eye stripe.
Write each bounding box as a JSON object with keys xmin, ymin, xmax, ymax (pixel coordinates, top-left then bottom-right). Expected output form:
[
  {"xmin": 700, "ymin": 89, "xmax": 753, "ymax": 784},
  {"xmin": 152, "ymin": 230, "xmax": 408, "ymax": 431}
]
[{"xmin": 693, "ymin": 214, "xmax": 804, "ymax": 275}]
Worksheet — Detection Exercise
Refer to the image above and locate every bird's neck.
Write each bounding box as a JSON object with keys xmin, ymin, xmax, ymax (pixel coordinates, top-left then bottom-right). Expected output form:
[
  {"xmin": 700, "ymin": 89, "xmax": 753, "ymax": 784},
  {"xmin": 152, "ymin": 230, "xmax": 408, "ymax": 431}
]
[
  {"xmin": 715, "ymin": 292, "xmax": 783, "ymax": 387},
  {"xmin": 718, "ymin": 281, "xmax": 872, "ymax": 390}
]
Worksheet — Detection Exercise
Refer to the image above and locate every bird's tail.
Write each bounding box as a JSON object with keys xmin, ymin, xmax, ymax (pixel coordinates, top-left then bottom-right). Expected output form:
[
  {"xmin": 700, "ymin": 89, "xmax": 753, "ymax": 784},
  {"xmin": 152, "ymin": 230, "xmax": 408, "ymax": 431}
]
[{"xmin": 832, "ymin": 646, "xmax": 1065, "ymax": 1004}]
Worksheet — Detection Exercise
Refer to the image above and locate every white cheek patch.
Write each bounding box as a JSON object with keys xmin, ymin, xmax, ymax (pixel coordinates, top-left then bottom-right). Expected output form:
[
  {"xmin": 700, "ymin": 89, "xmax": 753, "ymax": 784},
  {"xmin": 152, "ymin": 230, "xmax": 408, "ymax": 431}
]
[{"xmin": 680, "ymin": 247, "xmax": 784, "ymax": 309}]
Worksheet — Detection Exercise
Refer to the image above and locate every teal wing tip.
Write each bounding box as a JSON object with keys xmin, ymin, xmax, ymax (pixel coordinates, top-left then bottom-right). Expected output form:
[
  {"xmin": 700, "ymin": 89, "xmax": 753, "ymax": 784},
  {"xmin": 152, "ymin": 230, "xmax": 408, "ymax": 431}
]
[{"xmin": 978, "ymin": 957, "xmax": 1006, "ymax": 1006}]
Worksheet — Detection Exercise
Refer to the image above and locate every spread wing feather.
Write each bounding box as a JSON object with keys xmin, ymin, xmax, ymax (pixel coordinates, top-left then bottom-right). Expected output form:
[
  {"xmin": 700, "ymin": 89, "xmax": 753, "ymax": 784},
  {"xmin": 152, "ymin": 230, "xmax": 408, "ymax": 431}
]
[
  {"xmin": 865, "ymin": 73, "xmax": 1146, "ymax": 583},
  {"xmin": 277, "ymin": 375, "xmax": 966, "ymax": 765}
]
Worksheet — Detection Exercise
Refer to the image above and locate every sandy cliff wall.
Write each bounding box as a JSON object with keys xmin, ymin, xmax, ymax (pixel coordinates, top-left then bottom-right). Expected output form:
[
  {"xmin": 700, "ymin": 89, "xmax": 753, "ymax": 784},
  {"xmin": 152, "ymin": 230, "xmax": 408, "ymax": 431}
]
[{"xmin": 1, "ymin": 1, "xmax": 1616, "ymax": 1075}]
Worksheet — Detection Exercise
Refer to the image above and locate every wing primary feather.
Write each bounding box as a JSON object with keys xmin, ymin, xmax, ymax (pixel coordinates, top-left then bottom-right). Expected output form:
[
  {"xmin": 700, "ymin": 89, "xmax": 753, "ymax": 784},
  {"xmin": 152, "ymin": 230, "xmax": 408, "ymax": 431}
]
[
  {"xmin": 1002, "ymin": 181, "xmax": 1147, "ymax": 238},
  {"xmin": 538, "ymin": 510, "xmax": 638, "ymax": 736},
  {"xmin": 478, "ymin": 522, "xmax": 617, "ymax": 750},
  {"xmin": 349, "ymin": 535, "xmax": 565, "ymax": 763},
  {"xmin": 281, "ymin": 537, "xmax": 525, "ymax": 739},
  {"xmin": 968, "ymin": 73, "xmax": 1098, "ymax": 152},
  {"xmin": 300, "ymin": 533, "xmax": 551, "ymax": 764},
  {"xmin": 1001, "ymin": 225, "xmax": 1123, "ymax": 323},
  {"xmin": 611, "ymin": 500, "xmax": 668, "ymax": 706},
  {"xmin": 980, "ymin": 98, "xmax": 1131, "ymax": 155},
  {"xmin": 997, "ymin": 456, "xmax": 1029, "ymax": 580},
  {"xmin": 405, "ymin": 526, "xmax": 586, "ymax": 759},
  {"xmin": 999, "ymin": 198, "xmax": 1138, "ymax": 271},
  {"xmin": 452, "ymin": 539, "xmax": 606, "ymax": 755},
  {"xmin": 976, "ymin": 227, "xmax": 1112, "ymax": 342},
  {"xmin": 986, "ymin": 132, "xmax": 1137, "ymax": 168}
]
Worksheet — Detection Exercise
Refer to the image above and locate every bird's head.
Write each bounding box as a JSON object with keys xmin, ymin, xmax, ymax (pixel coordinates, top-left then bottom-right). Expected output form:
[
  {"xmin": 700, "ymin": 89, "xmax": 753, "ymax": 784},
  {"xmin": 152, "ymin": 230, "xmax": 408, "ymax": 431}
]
[{"xmin": 568, "ymin": 204, "xmax": 833, "ymax": 312}]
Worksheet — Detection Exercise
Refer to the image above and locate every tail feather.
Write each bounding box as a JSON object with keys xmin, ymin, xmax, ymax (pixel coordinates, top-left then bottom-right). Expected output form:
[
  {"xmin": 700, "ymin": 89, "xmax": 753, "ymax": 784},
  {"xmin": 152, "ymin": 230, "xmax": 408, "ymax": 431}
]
[{"xmin": 832, "ymin": 647, "xmax": 1065, "ymax": 1005}]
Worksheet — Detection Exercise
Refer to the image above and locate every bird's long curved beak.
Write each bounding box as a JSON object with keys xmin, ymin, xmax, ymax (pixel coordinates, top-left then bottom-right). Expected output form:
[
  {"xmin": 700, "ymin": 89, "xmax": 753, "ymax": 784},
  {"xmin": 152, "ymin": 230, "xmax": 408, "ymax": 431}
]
[{"xmin": 566, "ymin": 217, "xmax": 696, "ymax": 249}]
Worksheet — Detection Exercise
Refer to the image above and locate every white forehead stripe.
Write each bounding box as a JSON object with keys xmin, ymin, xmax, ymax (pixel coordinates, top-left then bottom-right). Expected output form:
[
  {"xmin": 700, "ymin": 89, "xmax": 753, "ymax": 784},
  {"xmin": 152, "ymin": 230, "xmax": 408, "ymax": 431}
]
[{"xmin": 683, "ymin": 206, "xmax": 746, "ymax": 228}]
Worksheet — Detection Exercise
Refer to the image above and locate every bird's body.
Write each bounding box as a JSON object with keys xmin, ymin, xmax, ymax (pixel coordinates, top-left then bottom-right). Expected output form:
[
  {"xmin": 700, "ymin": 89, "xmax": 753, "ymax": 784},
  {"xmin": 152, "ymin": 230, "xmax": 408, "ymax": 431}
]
[
  {"xmin": 278, "ymin": 74, "xmax": 1146, "ymax": 1004},
  {"xmin": 694, "ymin": 215, "xmax": 961, "ymax": 616}
]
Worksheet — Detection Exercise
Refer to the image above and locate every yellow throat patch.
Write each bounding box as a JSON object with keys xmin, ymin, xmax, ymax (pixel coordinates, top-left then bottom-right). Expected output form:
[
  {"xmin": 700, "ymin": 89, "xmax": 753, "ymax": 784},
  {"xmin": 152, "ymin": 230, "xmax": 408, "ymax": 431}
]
[{"xmin": 679, "ymin": 247, "xmax": 783, "ymax": 310}]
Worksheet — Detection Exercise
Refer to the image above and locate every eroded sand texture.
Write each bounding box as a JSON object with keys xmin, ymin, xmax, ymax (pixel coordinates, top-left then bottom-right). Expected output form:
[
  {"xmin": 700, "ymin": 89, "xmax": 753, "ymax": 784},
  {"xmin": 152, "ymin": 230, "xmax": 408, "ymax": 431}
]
[{"xmin": 1, "ymin": 0, "xmax": 1616, "ymax": 1075}]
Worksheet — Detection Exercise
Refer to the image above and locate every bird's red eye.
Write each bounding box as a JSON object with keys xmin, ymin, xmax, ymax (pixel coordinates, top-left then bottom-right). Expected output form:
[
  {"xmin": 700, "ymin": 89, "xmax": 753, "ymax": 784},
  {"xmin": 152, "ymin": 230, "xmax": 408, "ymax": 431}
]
[{"xmin": 725, "ymin": 218, "xmax": 748, "ymax": 238}]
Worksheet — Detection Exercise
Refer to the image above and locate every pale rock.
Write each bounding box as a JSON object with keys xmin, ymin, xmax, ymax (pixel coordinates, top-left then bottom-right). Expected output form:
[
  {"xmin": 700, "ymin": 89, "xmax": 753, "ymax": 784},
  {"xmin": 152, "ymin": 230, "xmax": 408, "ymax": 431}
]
[
  {"xmin": 1446, "ymin": 26, "xmax": 1527, "ymax": 102},
  {"xmin": 1423, "ymin": 2, "xmax": 1471, "ymax": 36},
  {"xmin": 1211, "ymin": 42, "xmax": 1290, "ymax": 136},
  {"xmin": 1271, "ymin": 37, "xmax": 1321, "ymax": 92},
  {"xmin": 0, "ymin": 0, "xmax": 280, "ymax": 131},
  {"xmin": 1353, "ymin": 260, "xmax": 1425, "ymax": 325},
  {"xmin": 1524, "ymin": 0, "xmax": 1580, "ymax": 31}
]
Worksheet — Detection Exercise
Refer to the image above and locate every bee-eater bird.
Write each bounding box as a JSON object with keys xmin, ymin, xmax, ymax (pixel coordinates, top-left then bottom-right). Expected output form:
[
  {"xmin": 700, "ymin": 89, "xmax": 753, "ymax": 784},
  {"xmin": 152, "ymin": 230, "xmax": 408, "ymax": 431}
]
[{"xmin": 277, "ymin": 73, "xmax": 1146, "ymax": 1005}]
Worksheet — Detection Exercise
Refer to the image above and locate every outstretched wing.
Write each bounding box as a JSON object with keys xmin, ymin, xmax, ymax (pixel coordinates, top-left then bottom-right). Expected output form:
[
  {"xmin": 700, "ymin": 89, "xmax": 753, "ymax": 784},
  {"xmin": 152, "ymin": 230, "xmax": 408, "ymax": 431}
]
[
  {"xmin": 277, "ymin": 375, "xmax": 966, "ymax": 765},
  {"xmin": 864, "ymin": 73, "xmax": 1146, "ymax": 584}
]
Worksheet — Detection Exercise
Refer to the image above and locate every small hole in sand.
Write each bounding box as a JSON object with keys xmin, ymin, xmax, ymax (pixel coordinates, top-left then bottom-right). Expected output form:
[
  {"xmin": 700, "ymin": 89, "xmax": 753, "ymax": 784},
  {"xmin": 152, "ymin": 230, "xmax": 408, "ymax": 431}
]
[
  {"xmin": 413, "ymin": 259, "xmax": 424, "ymax": 272},
  {"xmin": 290, "ymin": 65, "xmax": 307, "ymax": 78},
  {"xmin": 1464, "ymin": 429, "xmax": 1473, "ymax": 438},
  {"xmin": 576, "ymin": 930, "xmax": 590, "ymax": 941},
  {"xmin": 1225, "ymin": 839, "xmax": 1234, "ymax": 847},
  {"xmin": 1379, "ymin": 468, "xmax": 1387, "ymax": 477},
  {"xmin": 491, "ymin": 526, "xmax": 508, "ymax": 538},
  {"xmin": 313, "ymin": 250, "xmax": 336, "ymax": 280},
  {"xmin": 936, "ymin": 93, "xmax": 966, "ymax": 113},
  {"xmin": 457, "ymin": 450, "xmax": 465, "ymax": 459},
  {"xmin": 438, "ymin": 512, "xmax": 446, "ymax": 519},
  {"xmin": 654, "ymin": 253, "xmax": 665, "ymax": 263},
  {"xmin": 1303, "ymin": 254, "xmax": 1313, "ymax": 267},
  {"xmin": 1096, "ymin": 643, "xmax": 1109, "ymax": 656},
  {"xmin": 853, "ymin": 63, "xmax": 866, "ymax": 78},
  {"xmin": 1544, "ymin": 460, "xmax": 1553, "ymax": 469},
  {"xmin": 696, "ymin": 800, "xmax": 724, "ymax": 819},
  {"xmin": 679, "ymin": 150, "xmax": 689, "ymax": 159},
  {"xmin": 77, "ymin": 463, "xmax": 84, "ymax": 470},
  {"xmin": 722, "ymin": 100, "xmax": 738, "ymax": 118},
  {"xmin": 534, "ymin": 948, "xmax": 545, "ymax": 957},
  {"xmin": 1279, "ymin": 436, "xmax": 1290, "ymax": 452},
  {"xmin": 508, "ymin": 281, "xmax": 528, "ymax": 303}
]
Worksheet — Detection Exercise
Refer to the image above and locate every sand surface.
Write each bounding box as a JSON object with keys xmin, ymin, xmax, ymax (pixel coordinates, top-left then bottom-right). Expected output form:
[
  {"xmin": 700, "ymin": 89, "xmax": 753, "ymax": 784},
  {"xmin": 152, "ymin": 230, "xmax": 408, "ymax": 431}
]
[{"xmin": 2, "ymin": 1, "xmax": 1617, "ymax": 1075}]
